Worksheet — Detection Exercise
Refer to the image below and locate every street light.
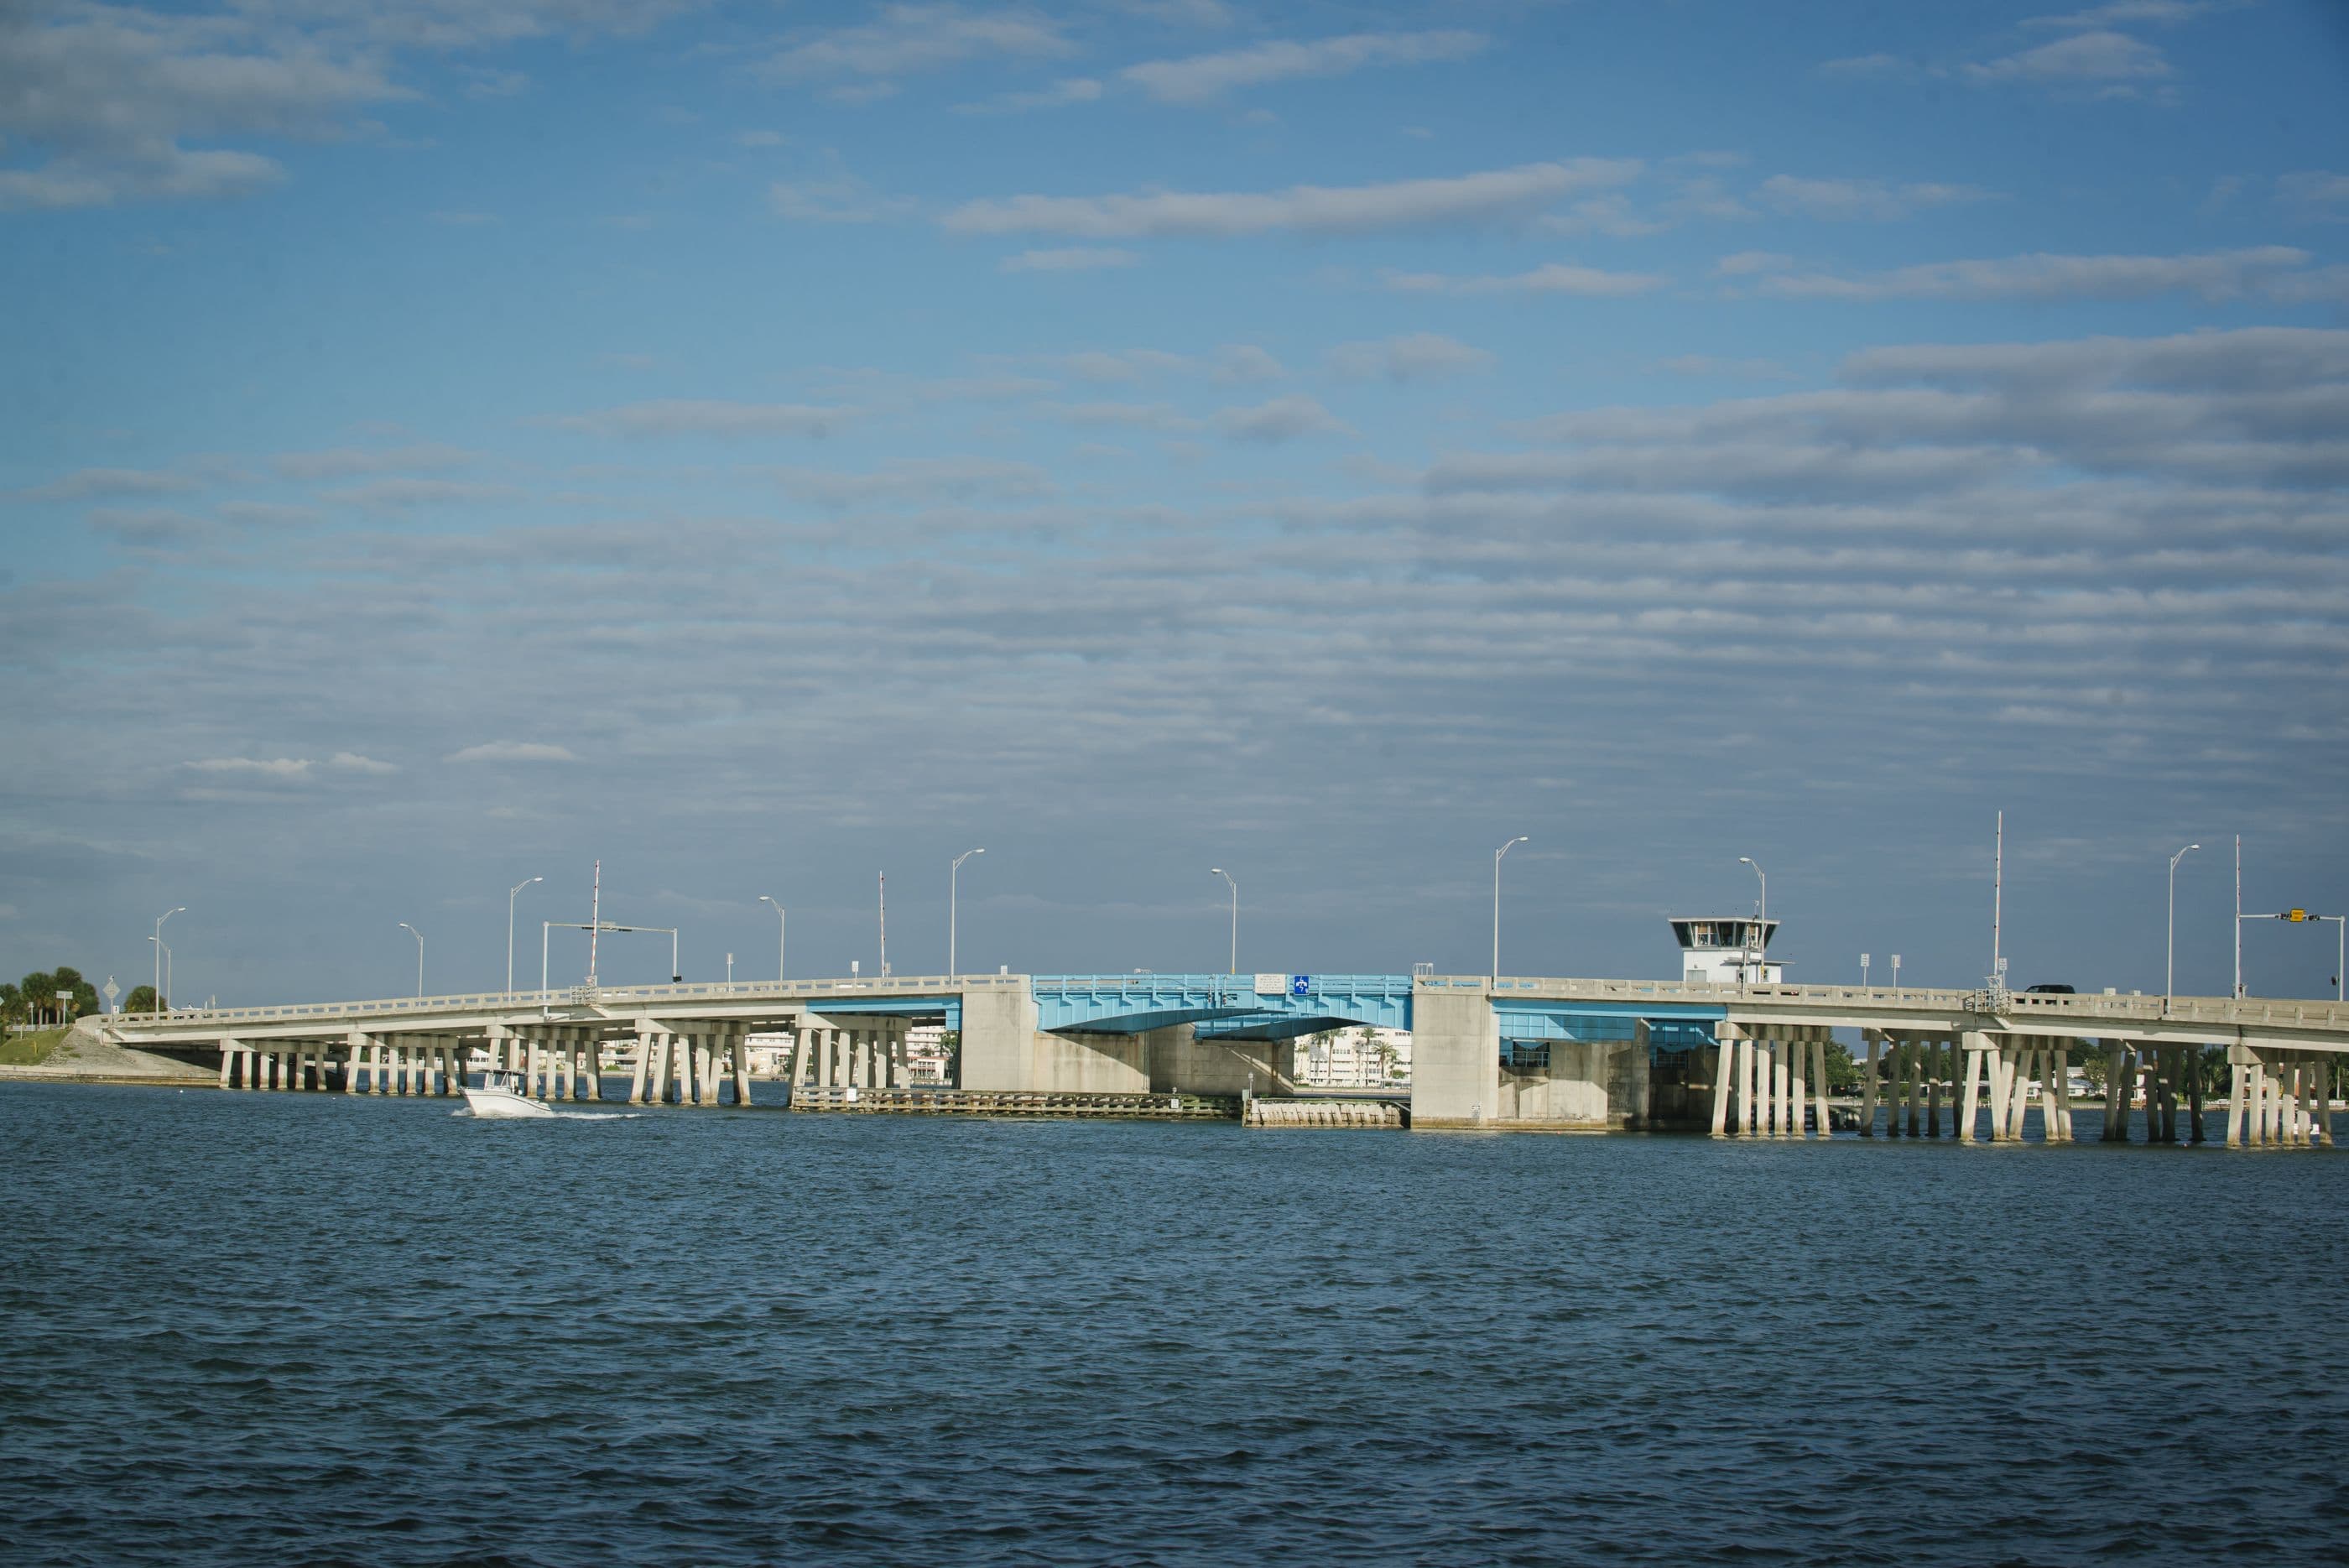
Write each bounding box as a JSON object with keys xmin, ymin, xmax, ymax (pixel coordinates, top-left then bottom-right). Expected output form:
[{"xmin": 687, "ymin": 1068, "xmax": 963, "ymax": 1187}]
[
  {"xmin": 758, "ymin": 894, "xmax": 786, "ymax": 982},
  {"xmin": 1492, "ymin": 837, "xmax": 1528, "ymax": 982},
  {"xmin": 398, "ymin": 922, "xmax": 424, "ymax": 998},
  {"xmin": 507, "ymin": 877, "xmax": 542, "ymax": 999},
  {"xmin": 153, "ymin": 906, "xmax": 184, "ymax": 1013},
  {"xmin": 2165, "ymin": 843, "xmax": 2200, "ymax": 1010},
  {"xmin": 148, "ymin": 935, "xmax": 173, "ymax": 1016},
  {"xmin": 950, "ymin": 848, "xmax": 984, "ymax": 977},
  {"xmin": 1210, "ymin": 868, "xmax": 1238, "ymax": 975},
  {"xmin": 1738, "ymin": 857, "xmax": 1766, "ymax": 984}
]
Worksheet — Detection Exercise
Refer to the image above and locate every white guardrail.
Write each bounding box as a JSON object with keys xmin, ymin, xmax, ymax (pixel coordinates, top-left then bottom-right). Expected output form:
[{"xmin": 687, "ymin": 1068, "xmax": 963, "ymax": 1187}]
[
  {"xmin": 107, "ymin": 973, "xmax": 1019, "ymax": 1030},
  {"xmin": 1462, "ymin": 976, "xmax": 2349, "ymax": 1030}
]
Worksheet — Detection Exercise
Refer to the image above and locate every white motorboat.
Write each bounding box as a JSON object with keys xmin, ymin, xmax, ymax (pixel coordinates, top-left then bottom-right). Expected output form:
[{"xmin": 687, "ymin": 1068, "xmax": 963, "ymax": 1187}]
[{"xmin": 462, "ymin": 1071, "xmax": 556, "ymax": 1119}]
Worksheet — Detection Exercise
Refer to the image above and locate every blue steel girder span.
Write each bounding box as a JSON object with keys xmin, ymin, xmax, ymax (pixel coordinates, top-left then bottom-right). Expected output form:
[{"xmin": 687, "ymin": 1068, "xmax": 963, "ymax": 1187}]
[
  {"xmin": 1492, "ymin": 1000, "xmax": 1724, "ymax": 1053},
  {"xmin": 1028, "ymin": 975, "xmax": 1723, "ymax": 1050},
  {"xmin": 1029, "ymin": 974, "xmax": 1412, "ymax": 1036}
]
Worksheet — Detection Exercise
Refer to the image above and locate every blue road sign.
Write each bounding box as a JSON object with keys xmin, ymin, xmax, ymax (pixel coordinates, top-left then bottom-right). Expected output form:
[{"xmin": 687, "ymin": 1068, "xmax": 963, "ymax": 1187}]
[{"xmin": 1290, "ymin": 974, "xmax": 1310, "ymax": 997}]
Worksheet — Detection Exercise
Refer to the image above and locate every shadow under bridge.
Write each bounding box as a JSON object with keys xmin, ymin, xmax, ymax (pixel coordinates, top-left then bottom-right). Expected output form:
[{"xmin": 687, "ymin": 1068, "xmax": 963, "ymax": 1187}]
[
  {"xmin": 1030, "ymin": 974, "xmax": 1414, "ymax": 1040},
  {"xmin": 1490, "ymin": 997, "xmax": 1725, "ymax": 1071}
]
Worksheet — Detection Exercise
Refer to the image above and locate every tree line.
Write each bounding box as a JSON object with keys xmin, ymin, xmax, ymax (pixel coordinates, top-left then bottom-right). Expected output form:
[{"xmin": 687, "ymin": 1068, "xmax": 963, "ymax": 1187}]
[{"xmin": 1, "ymin": 968, "xmax": 107, "ymax": 1029}]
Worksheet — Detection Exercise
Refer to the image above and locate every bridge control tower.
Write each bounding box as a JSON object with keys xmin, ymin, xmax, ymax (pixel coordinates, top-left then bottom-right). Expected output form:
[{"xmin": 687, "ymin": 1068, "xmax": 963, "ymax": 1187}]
[{"xmin": 1669, "ymin": 916, "xmax": 1783, "ymax": 985}]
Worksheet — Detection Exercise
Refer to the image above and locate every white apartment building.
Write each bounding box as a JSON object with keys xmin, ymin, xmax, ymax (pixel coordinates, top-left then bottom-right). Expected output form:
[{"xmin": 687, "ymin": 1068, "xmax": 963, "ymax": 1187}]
[{"xmin": 1294, "ymin": 1026, "xmax": 1411, "ymax": 1088}]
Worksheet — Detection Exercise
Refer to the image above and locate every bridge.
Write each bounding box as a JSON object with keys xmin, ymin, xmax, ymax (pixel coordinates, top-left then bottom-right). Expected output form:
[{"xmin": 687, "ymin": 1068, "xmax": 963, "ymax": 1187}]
[{"xmin": 95, "ymin": 971, "xmax": 2349, "ymax": 1149}]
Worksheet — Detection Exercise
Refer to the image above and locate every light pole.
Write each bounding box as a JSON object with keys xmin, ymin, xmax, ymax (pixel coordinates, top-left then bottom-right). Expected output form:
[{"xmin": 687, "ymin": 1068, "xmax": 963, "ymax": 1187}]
[
  {"xmin": 2165, "ymin": 843, "xmax": 2200, "ymax": 1010},
  {"xmin": 398, "ymin": 922, "xmax": 423, "ymax": 998},
  {"xmin": 153, "ymin": 906, "xmax": 184, "ymax": 1012},
  {"xmin": 507, "ymin": 877, "xmax": 541, "ymax": 999},
  {"xmin": 1211, "ymin": 868, "xmax": 1237, "ymax": 975},
  {"xmin": 1738, "ymin": 857, "xmax": 1766, "ymax": 983},
  {"xmin": 1492, "ymin": 837, "xmax": 1528, "ymax": 982},
  {"xmin": 950, "ymin": 848, "xmax": 984, "ymax": 977},
  {"xmin": 758, "ymin": 894, "xmax": 785, "ymax": 981},
  {"xmin": 148, "ymin": 935, "xmax": 173, "ymax": 1015}
]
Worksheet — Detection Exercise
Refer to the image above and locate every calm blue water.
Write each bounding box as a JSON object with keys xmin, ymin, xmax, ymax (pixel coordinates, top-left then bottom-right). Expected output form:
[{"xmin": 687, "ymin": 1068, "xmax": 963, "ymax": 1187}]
[{"xmin": 5, "ymin": 1083, "xmax": 2347, "ymax": 1566}]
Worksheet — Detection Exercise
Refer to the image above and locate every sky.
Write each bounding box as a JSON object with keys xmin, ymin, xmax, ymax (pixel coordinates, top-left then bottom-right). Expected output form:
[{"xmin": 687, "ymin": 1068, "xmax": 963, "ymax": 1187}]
[{"xmin": 3, "ymin": 0, "xmax": 2346, "ymax": 1008}]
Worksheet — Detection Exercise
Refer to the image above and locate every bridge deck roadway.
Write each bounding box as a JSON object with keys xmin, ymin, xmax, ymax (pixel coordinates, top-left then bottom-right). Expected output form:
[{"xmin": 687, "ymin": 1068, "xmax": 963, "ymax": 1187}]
[{"xmin": 97, "ymin": 972, "xmax": 2349, "ymax": 1056}]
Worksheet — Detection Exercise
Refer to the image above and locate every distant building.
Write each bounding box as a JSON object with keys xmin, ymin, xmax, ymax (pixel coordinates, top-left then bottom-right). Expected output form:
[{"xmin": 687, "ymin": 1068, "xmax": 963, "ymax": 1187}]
[{"xmin": 1294, "ymin": 1026, "xmax": 1411, "ymax": 1087}]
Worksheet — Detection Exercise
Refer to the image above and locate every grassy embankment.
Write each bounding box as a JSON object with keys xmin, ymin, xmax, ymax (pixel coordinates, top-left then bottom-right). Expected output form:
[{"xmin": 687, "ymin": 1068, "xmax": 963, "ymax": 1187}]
[{"xmin": 0, "ymin": 1028, "xmax": 69, "ymax": 1066}]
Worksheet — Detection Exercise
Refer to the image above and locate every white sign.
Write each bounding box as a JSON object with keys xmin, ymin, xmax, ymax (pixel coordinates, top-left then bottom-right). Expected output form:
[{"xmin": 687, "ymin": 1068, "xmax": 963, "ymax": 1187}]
[{"xmin": 1253, "ymin": 973, "xmax": 1287, "ymax": 996}]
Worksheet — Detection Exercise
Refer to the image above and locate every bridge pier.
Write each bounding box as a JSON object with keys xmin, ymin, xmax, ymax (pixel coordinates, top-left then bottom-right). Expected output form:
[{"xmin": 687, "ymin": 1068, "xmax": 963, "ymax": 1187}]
[{"xmin": 2230, "ymin": 1048, "xmax": 2336, "ymax": 1148}]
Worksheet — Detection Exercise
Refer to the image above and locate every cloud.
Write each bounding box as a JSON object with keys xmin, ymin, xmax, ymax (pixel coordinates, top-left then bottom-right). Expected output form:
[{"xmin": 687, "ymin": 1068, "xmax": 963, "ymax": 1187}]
[
  {"xmin": 1380, "ymin": 262, "xmax": 1668, "ymax": 297},
  {"xmin": 1758, "ymin": 175, "xmax": 1992, "ymax": 221},
  {"xmin": 318, "ymin": 478, "xmax": 523, "ymax": 508},
  {"xmin": 328, "ymin": 751, "xmax": 396, "ymax": 774},
  {"xmin": 1967, "ymin": 29, "xmax": 2172, "ymax": 84},
  {"xmin": 1753, "ymin": 246, "xmax": 2338, "ymax": 303},
  {"xmin": 2279, "ymin": 171, "xmax": 2349, "ymax": 223},
  {"xmin": 445, "ymin": 742, "xmax": 580, "ymax": 763},
  {"xmin": 1460, "ymin": 326, "xmax": 2349, "ymax": 497},
  {"xmin": 272, "ymin": 443, "xmax": 480, "ymax": 479},
  {"xmin": 940, "ymin": 159, "xmax": 1641, "ymax": 238},
  {"xmin": 956, "ymin": 76, "xmax": 1102, "ymax": 113},
  {"xmin": 1214, "ymin": 344, "xmax": 1284, "ymax": 383},
  {"xmin": 1657, "ymin": 355, "xmax": 1788, "ymax": 380},
  {"xmin": 1121, "ymin": 30, "xmax": 1487, "ymax": 104},
  {"xmin": 13, "ymin": 467, "xmax": 197, "ymax": 502},
  {"xmin": 2021, "ymin": 2, "xmax": 2213, "ymax": 28},
  {"xmin": 0, "ymin": 7, "xmax": 407, "ymax": 211},
  {"xmin": 764, "ymin": 458, "xmax": 1055, "ymax": 507},
  {"xmin": 217, "ymin": 501, "xmax": 325, "ymax": 529},
  {"xmin": 1211, "ymin": 395, "xmax": 1352, "ymax": 442},
  {"xmin": 550, "ymin": 401, "xmax": 857, "ymax": 438},
  {"xmin": 186, "ymin": 756, "xmax": 313, "ymax": 779},
  {"xmin": 1715, "ymin": 250, "xmax": 1793, "ymax": 276},
  {"xmin": 768, "ymin": 158, "xmax": 913, "ymax": 223},
  {"xmin": 1001, "ymin": 246, "xmax": 1138, "ymax": 272},
  {"xmin": 1816, "ymin": 52, "xmax": 1910, "ymax": 76},
  {"xmin": 1327, "ymin": 332, "xmax": 1495, "ymax": 382},
  {"xmin": 1037, "ymin": 401, "xmax": 1202, "ymax": 432},
  {"xmin": 86, "ymin": 507, "xmax": 207, "ymax": 546},
  {"xmin": 737, "ymin": 128, "xmax": 786, "ymax": 147},
  {"xmin": 762, "ymin": 5, "xmax": 1073, "ymax": 84}
]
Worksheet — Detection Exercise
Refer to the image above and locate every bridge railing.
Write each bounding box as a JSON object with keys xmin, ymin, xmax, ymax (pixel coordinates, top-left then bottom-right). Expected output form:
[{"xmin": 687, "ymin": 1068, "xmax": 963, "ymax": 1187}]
[
  {"xmin": 1459, "ymin": 976, "xmax": 2349, "ymax": 1030},
  {"xmin": 104, "ymin": 973, "xmax": 1017, "ymax": 1031}
]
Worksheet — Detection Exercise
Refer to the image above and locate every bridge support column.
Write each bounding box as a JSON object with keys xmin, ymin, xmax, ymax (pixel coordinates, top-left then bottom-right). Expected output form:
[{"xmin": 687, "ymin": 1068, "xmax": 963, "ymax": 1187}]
[
  {"xmin": 2227, "ymin": 1044, "xmax": 2248, "ymax": 1146},
  {"xmin": 1776, "ymin": 1033, "xmax": 1797, "ymax": 1138},
  {"xmin": 217, "ymin": 1039, "xmax": 237, "ymax": 1090},
  {"xmin": 1958, "ymin": 1031, "xmax": 1987, "ymax": 1143},
  {"xmin": 1857, "ymin": 1030, "xmax": 1879, "ymax": 1135},
  {"xmin": 1737, "ymin": 1032, "xmax": 1758, "ymax": 1136},
  {"xmin": 1809, "ymin": 1029, "xmax": 1832, "ymax": 1138},
  {"xmin": 1707, "ymin": 1024, "xmax": 1737, "ymax": 1137},
  {"xmin": 732, "ymin": 1029, "xmax": 753, "ymax": 1107},
  {"xmin": 1897, "ymin": 1039, "xmax": 1914, "ymax": 1135},
  {"xmin": 697, "ymin": 1032, "xmax": 718, "ymax": 1106},
  {"xmin": 2313, "ymin": 1056, "xmax": 2334, "ymax": 1147},
  {"xmin": 649, "ymin": 1032, "xmax": 672, "ymax": 1104},
  {"xmin": 2049, "ymin": 1043, "xmax": 2074, "ymax": 1142},
  {"xmin": 630, "ymin": 1027, "xmax": 652, "ymax": 1104}
]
